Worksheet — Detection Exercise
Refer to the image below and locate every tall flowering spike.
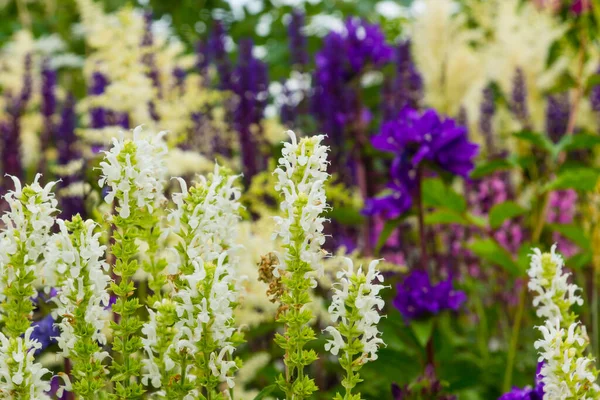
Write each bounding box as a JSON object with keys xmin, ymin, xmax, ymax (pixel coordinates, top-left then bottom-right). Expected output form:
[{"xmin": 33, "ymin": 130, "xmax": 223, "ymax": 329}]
[
  {"xmin": 153, "ymin": 164, "xmax": 242, "ymax": 397},
  {"xmin": 271, "ymin": 131, "xmax": 329, "ymax": 399},
  {"xmin": 479, "ymin": 86, "xmax": 495, "ymax": 155},
  {"xmin": 0, "ymin": 175, "xmax": 57, "ymax": 399},
  {"xmin": 55, "ymin": 94, "xmax": 86, "ymax": 219},
  {"xmin": 324, "ymin": 258, "xmax": 386, "ymax": 400},
  {"xmin": 232, "ymin": 38, "xmax": 269, "ymax": 185},
  {"xmin": 511, "ymin": 68, "xmax": 529, "ymax": 126},
  {"xmin": 40, "ymin": 59, "xmax": 57, "ymax": 146},
  {"xmin": 209, "ymin": 21, "xmax": 233, "ymax": 90},
  {"xmin": 528, "ymin": 245, "xmax": 600, "ymax": 399},
  {"xmin": 382, "ymin": 40, "xmax": 423, "ymax": 120},
  {"xmin": 288, "ymin": 9, "xmax": 308, "ymax": 68},
  {"xmin": 99, "ymin": 125, "xmax": 168, "ymax": 219},
  {"xmin": 0, "ymin": 174, "xmax": 58, "ymax": 337},
  {"xmin": 99, "ymin": 126, "xmax": 167, "ymax": 399},
  {"xmin": 89, "ymin": 71, "xmax": 109, "ymax": 129},
  {"xmin": 0, "ymin": 328, "xmax": 52, "ymax": 399},
  {"xmin": 546, "ymin": 93, "xmax": 570, "ymax": 144},
  {"xmin": 45, "ymin": 216, "xmax": 111, "ymax": 397}
]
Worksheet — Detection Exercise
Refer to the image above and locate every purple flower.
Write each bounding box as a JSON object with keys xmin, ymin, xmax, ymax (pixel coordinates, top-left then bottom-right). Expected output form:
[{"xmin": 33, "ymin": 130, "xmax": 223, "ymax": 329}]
[
  {"xmin": 287, "ymin": 9, "xmax": 308, "ymax": 68},
  {"xmin": 511, "ymin": 68, "xmax": 529, "ymax": 125},
  {"xmin": 372, "ymin": 107, "xmax": 479, "ymax": 179},
  {"xmin": 393, "ymin": 269, "xmax": 466, "ymax": 322},
  {"xmin": 546, "ymin": 93, "xmax": 570, "ymax": 143},
  {"xmin": 30, "ymin": 314, "xmax": 59, "ymax": 355},
  {"xmin": 89, "ymin": 71, "xmax": 108, "ymax": 129},
  {"xmin": 479, "ymin": 86, "xmax": 496, "ymax": 154},
  {"xmin": 209, "ymin": 21, "xmax": 233, "ymax": 90},
  {"xmin": 40, "ymin": 59, "xmax": 57, "ymax": 136},
  {"xmin": 498, "ymin": 363, "xmax": 544, "ymax": 400},
  {"xmin": 344, "ymin": 17, "xmax": 393, "ymax": 73},
  {"xmin": 231, "ymin": 38, "xmax": 269, "ymax": 185},
  {"xmin": 382, "ymin": 40, "xmax": 422, "ymax": 120},
  {"xmin": 195, "ymin": 39, "xmax": 209, "ymax": 76},
  {"xmin": 56, "ymin": 94, "xmax": 85, "ymax": 218}
]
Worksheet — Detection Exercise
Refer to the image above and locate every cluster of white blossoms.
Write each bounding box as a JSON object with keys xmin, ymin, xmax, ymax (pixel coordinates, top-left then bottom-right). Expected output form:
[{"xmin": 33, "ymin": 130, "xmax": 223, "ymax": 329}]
[
  {"xmin": 142, "ymin": 165, "xmax": 242, "ymax": 395},
  {"xmin": 325, "ymin": 258, "xmax": 386, "ymax": 362},
  {"xmin": 0, "ymin": 328, "xmax": 51, "ymax": 399},
  {"xmin": 45, "ymin": 217, "xmax": 111, "ymax": 357},
  {"xmin": 0, "ymin": 175, "xmax": 57, "ymax": 288},
  {"xmin": 272, "ymin": 130, "xmax": 329, "ymax": 275},
  {"xmin": 528, "ymin": 245, "xmax": 600, "ymax": 399},
  {"xmin": 98, "ymin": 125, "xmax": 168, "ymax": 219}
]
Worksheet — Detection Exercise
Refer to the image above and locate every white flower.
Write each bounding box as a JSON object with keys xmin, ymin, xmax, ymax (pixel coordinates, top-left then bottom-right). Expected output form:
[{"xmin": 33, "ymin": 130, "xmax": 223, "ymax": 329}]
[
  {"xmin": 0, "ymin": 328, "xmax": 51, "ymax": 399},
  {"xmin": 528, "ymin": 245, "xmax": 600, "ymax": 399},
  {"xmin": 0, "ymin": 174, "xmax": 58, "ymax": 321},
  {"xmin": 325, "ymin": 258, "xmax": 386, "ymax": 363},
  {"xmin": 98, "ymin": 126, "xmax": 167, "ymax": 219},
  {"xmin": 272, "ymin": 130, "xmax": 329, "ymax": 276},
  {"xmin": 528, "ymin": 244, "xmax": 583, "ymax": 322},
  {"xmin": 46, "ymin": 218, "xmax": 111, "ymax": 357}
]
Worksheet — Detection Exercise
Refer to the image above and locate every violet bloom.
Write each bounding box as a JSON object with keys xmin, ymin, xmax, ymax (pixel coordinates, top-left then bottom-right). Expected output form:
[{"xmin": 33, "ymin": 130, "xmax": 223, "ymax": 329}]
[
  {"xmin": 479, "ymin": 86, "xmax": 495, "ymax": 154},
  {"xmin": 546, "ymin": 93, "xmax": 570, "ymax": 143},
  {"xmin": 195, "ymin": 39, "xmax": 210, "ymax": 76},
  {"xmin": 312, "ymin": 18, "xmax": 392, "ymax": 157},
  {"xmin": 209, "ymin": 21, "xmax": 233, "ymax": 90},
  {"xmin": 89, "ymin": 71, "xmax": 109, "ymax": 130},
  {"xmin": 56, "ymin": 94, "xmax": 85, "ymax": 219},
  {"xmin": 287, "ymin": 9, "xmax": 308, "ymax": 68},
  {"xmin": 1, "ymin": 54, "xmax": 33, "ymax": 180},
  {"xmin": 498, "ymin": 363, "xmax": 544, "ymax": 400},
  {"xmin": 373, "ymin": 108, "xmax": 479, "ymax": 179},
  {"xmin": 231, "ymin": 38, "xmax": 269, "ymax": 185},
  {"xmin": 365, "ymin": 108, "xmax": 478, "ymax": 218},
  {"xmin": 592, "ymin": 66, "xmax": 600, "ymax": 115},
  {"xmin": 40, "ymin": 59, "xmax": 57, "ymax": 144},
  {"xmin": 393, "ymin": 269, "xmax": 466, "ymax": 322},
  {"xmin": 511, "ymin": 68, "xmax": 529, "ymax": 126},
  {"xmin": 30, "ymin": 314, "xmax": 59, "ymax": 355},
  {"xmin": 382, "ymin": 40, "xmax": 422, "ymax": 120}
]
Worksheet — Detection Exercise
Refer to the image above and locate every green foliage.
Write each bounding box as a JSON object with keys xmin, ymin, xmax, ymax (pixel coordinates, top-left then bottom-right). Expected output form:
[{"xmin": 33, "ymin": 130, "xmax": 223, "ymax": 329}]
[{"xmin": 488, "ymin": 201, "xmax": 527, "ymax": 230}]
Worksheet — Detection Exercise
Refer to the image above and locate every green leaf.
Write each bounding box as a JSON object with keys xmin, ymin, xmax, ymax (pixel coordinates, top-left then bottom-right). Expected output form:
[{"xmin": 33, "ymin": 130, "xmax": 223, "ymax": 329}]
[
  {"xmin": 422, "ymin": 178, "xmax": 466, "ymax": 213},
  {"xmin": 410, "ymin": 318, "xmax": 435, "ymax": 348},
  {"xmin": 514, "ymin": 131, "xmax": 554, "ymax": 153},
  {"xmin": 488, "ymin": 201, "xmax": 526, "ymax": 229},
  {"xmin": 468, "ymin": 239, "xmax": 521, "ymax": 276},
  {"xmin": 548, "ymin": 224, "xmax": 590, "ymax": 250},
  {"xmin": 424, "ymin": 210, "xmax": 469, "ymax": 225},
  {"xmin": 567, "ymin": 251, "xmax": 592, "ymax": 270},
  {"xmin": 545, "ymin": 168, "xmax": 600, "ymax": 192},
  {"xmin": 253, "ymin": 384, "xmax": 278, "ymax": 400},
  {"xmin": 470, "ymin": 158, "xmax": 513, "ymax": 179},
  {"xmin": 561, "ymin": 133, "xmax": 600, "ymax": 152},
  {"xmin": 374, "ymin": 218, "xmax": 402, "ymax": 256}
]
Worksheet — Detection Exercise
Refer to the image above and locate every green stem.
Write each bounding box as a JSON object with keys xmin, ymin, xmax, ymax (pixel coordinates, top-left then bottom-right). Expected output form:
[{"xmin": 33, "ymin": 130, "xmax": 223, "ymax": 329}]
[{"xmin": 502, "ymin": 286, "xmax": 526, "ymax": 392}]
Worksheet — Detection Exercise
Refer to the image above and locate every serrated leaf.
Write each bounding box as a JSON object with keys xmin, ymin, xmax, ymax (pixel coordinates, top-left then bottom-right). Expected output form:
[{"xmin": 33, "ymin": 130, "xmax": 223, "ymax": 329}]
[
  {"xmin": 468, "ymin": 238, "xmax": 521, "ymax": 276},
  {"xmin": 545, "ymin": 168, "xmax": 600, "ymax": 192},
  {"xmin": 424, "ymin": 209, "xmax": 468, "ymax": 225},
  {"xmin": 410, "ymin": 317, "xmax": 434, "ymax": 348},
  {"xmin": 488, "ymin": 201, "xmax": 526, "ymax": 229}
]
